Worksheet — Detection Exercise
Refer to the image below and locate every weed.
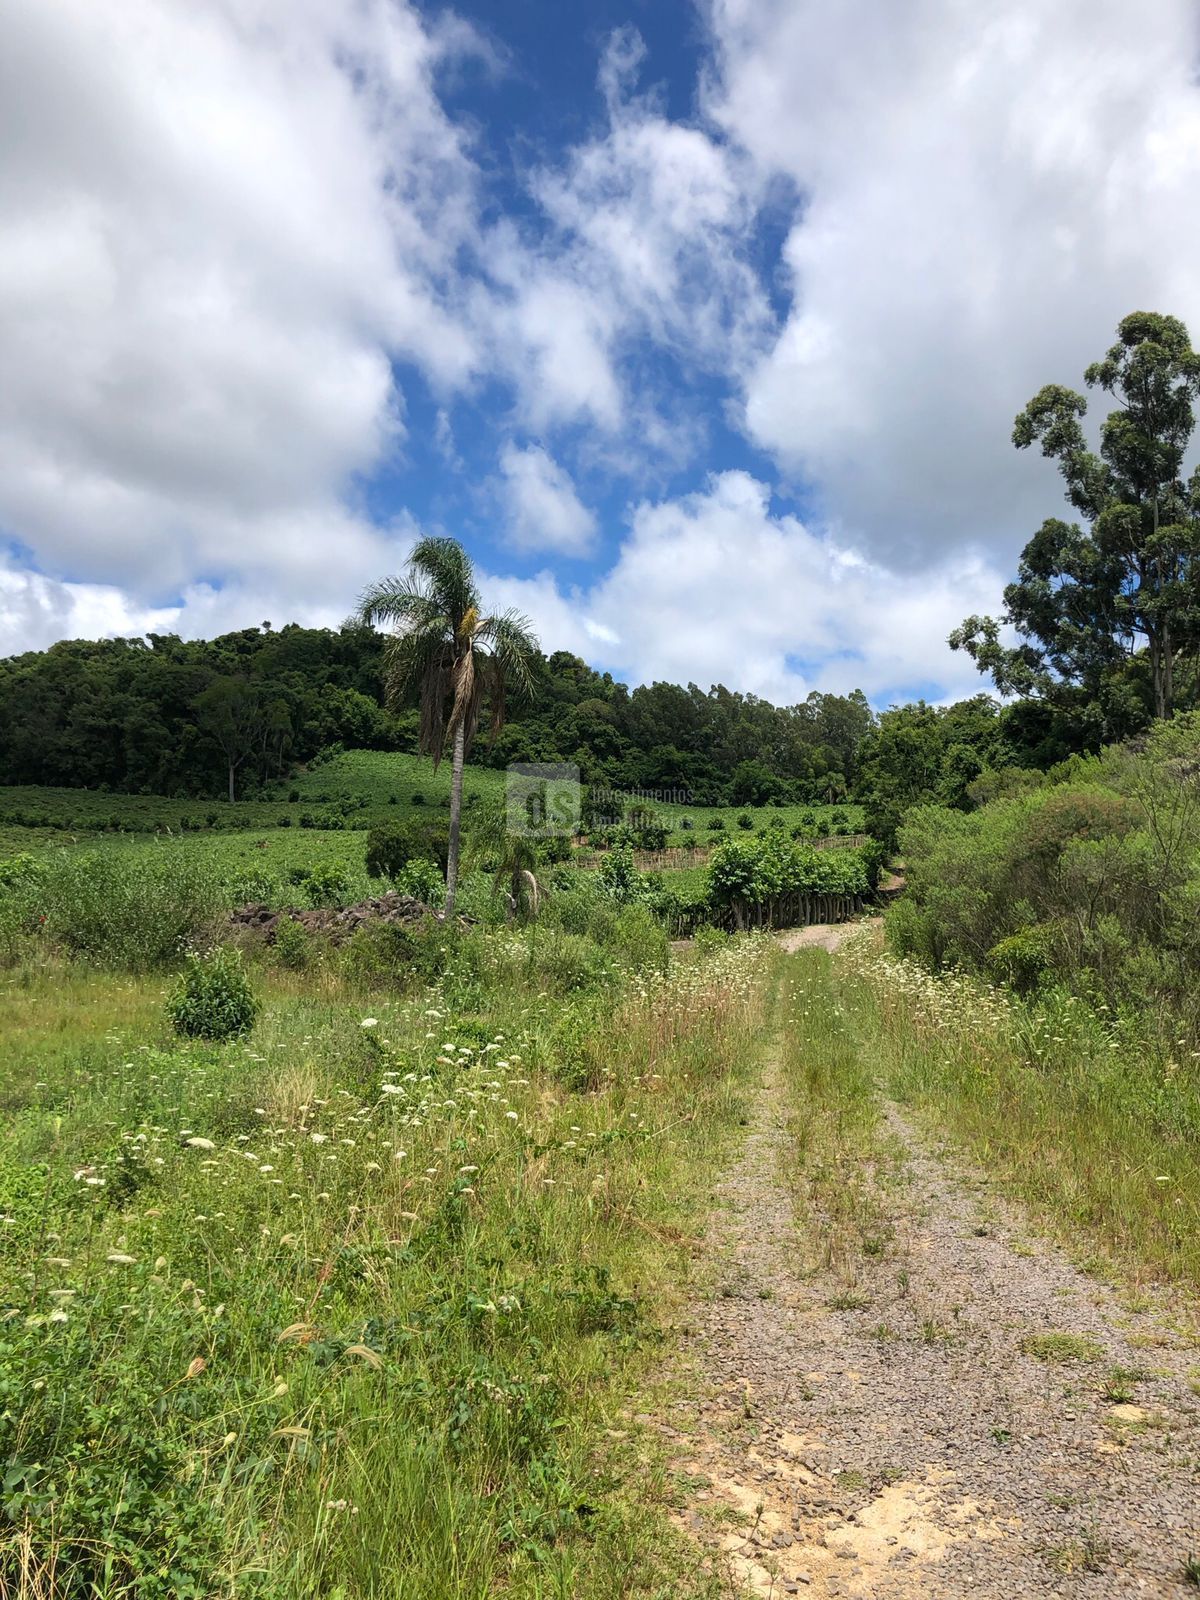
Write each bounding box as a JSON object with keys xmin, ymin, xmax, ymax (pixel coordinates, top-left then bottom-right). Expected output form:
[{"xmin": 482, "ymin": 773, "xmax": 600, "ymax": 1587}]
[
  {"xmin": 166, "ymin": 944, "xmax": 260, "ymax": 1040},
  {"xmin": 1020, "ymin": 1332, "xmax": 1104, "ymax": 1364}
]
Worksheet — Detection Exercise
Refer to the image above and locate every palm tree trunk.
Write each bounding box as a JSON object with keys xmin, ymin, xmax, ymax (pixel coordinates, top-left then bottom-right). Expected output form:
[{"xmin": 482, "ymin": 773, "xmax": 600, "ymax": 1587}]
[{"xmin": 445, "ymin": 718, "xmax": 466, "ymax": 917}]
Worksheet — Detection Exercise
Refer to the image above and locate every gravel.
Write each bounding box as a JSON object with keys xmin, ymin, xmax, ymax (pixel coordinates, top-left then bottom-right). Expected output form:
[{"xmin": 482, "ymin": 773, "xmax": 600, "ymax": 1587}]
[{"xmin": 664, "ymin": 926, "xmax": 1200, "ymax": 1598}]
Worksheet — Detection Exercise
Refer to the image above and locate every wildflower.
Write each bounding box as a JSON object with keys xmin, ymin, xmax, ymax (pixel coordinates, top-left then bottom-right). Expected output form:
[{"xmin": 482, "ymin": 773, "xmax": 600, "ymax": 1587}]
[
  {"xmin": 186, "ymin": 1137, "xmax": 216, "ymax": 1151},
  {"xmin": 380, "ymin": 1085, "xmax": 403, "ymax": 1096},
  {"xmin": 106, "ymin": 1252, "xmax": 136, "ymax": 1266},
  {"xmin": 184, "ymin": 1357, "xmax": 207, "ymax": 1380},
  {"xmin": 360, "ymin": 1018, "xmax": 379, "ymax": 1029},
  {"xmin": 48, "ymin": 1310, "xmax": 69, "ymax": 1324},
  {"xmin": 310, "ymin": 1132, "xmax": 328, "ymax": 1143}
]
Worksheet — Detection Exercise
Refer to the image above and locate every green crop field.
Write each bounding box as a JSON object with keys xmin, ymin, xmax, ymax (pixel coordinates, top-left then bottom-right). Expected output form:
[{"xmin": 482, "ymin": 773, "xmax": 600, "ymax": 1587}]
[{"xmin": 0, "ymin": 749, "xmax": 862, "ymax": 860}]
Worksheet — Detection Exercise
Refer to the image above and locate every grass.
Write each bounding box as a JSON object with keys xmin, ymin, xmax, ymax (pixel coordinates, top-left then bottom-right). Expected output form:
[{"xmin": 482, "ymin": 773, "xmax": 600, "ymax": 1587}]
[
  {"xmin": 0, "ymin": 927, "xmax": 776, "ymax": 1597},
  {"xmin": 1019, "ymin": 1333, "xmax": 1104, "ymax": 1365},
  {"xmin": 834, "ymin": 926, "xmax": 1200, "ymax": 1295}
]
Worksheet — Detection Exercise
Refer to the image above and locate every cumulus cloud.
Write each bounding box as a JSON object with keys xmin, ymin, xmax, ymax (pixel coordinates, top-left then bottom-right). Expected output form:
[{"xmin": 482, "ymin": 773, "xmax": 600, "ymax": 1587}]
[
  {"xmin": 704, "ymin": 0, "xmax": 1200, "ymax": 564},
  {"xmin": 0, "ymin": 0, "xmax": 480, "ymax": 603},
  {"xmin": 497, "ymin": 443, "xmax": 596, "ymax": 556},
  {"xmin": 488, "ymin": 472, "xmax": 1005, "ymax": 704},
  {"xmin": 6, "ymin": 0, "xmax": 1200, "ymax": 710}
]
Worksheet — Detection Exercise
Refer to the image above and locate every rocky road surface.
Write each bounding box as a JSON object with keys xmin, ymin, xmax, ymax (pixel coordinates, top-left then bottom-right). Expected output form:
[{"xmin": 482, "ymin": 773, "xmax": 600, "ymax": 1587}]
[{"xmin": 665, "ymin": 924, "xmax": 1200, "ymax": 1598}]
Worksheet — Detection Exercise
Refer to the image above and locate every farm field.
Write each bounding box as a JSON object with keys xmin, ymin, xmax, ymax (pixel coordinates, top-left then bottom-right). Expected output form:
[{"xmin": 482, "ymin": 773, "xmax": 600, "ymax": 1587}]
[{"xmin": 0, "ymin": 749, "xmax": 862, "ymax": 854}]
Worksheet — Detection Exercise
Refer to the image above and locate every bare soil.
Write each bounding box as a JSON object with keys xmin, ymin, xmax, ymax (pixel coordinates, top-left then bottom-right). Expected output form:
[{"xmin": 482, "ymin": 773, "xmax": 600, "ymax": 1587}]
[{"xmin": 663, "ymin": 924, "xmax": 1200, "ymax": 1597}]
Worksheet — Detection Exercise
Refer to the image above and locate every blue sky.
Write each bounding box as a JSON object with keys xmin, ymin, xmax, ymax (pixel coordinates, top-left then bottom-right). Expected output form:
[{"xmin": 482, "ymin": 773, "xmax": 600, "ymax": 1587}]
[{"xmin": 3, "ymin": 0, "xmax": 1200, "ymax": 706}]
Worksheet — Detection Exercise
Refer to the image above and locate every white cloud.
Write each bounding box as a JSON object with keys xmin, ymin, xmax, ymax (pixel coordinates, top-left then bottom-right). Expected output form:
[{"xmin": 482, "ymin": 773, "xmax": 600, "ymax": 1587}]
[
  {"xmin": 484, "ymin": 28, "xmax": 771, "ymax": 441},
  {"xmin": 485, "ymin": 472, "xmax": 1004, "ymax": 705},
  {"xmin": 704, "ymin": 0, "xmax": 1200, "ymax": 564},
  {"xmin": 497, "ymin": 443, "xmax": 596, "ymax": 556},
  {"xmin": 0, "ymin": 0, "xmax": 481, "ymax": 602}
]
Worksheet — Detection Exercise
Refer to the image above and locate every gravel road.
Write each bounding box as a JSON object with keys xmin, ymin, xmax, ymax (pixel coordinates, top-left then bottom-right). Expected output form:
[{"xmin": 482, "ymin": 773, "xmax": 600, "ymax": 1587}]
[{"xmin": 664, "ymin": 926, "xmax": 1200, "ymax": 1598}]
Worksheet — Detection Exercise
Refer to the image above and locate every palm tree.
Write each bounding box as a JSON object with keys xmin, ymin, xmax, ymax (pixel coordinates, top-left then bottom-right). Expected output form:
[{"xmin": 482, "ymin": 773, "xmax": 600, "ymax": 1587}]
[{"xmin": 358, "ymin": 537, "xmax": 540, "ymax": 916}]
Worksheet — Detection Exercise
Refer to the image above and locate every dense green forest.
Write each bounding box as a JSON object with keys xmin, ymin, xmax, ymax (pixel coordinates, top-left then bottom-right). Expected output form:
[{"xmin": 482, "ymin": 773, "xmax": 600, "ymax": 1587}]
[{"xmin": 0, "ymin": 622, "xmax": 1153, "ymax": 817}]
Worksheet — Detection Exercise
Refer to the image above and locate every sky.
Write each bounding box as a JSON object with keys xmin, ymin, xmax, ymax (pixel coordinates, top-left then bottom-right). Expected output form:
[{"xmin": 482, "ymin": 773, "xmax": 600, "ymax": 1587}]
[{"xmin": 3, "ymin": 0, "xmax": 1200, "ymax": 707}]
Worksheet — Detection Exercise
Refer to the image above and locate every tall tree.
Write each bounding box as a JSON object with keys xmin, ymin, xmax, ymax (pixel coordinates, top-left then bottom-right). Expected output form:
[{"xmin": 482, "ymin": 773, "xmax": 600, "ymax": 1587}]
[
  {"xmin": 358, "ymin": 538, "xmax": 540, "ymax": 916},
  {"xmin": 952, "ymin": 312, "xmax": 1200, "ymax": 726},
  {"xmin": 194, "ymin": 677, "xmax": 274, "ymax": 802}
]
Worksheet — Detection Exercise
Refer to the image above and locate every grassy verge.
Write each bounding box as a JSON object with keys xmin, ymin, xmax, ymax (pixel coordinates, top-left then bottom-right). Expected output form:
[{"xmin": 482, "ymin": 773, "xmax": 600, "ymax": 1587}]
[
  {"xmin": 785, "ymin": 928, "xmax": 1200, "ymax": 1294},
  {"xmin": 0, "ymin": 935, "xmax": 773, "ymax": 1598},
  {"xmin": 774, "ymin": 951, "xmax": 906, "ymax": 1288}
]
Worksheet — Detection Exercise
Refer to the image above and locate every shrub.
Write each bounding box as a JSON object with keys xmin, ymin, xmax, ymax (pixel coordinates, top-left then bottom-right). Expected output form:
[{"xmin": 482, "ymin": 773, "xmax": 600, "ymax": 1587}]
[
  {"xmin": 530, "ymin": 932, "xmax": 614, "ymax": 994},
  {"xmin": 986, "ymin": 926, "xmax": 1054, "ymax": 995},
  {"xmin": 167, "ymin": 946, "xmax": 259, "ymax": 1040},
  {"xmin": 273, "ymin": 916, "xmax": 312, "ymax": 971},
  {"xmin": 391, "ymin": 858, "xmax": 445, "ymax": 904},
  {"xmin": 410, "ymin": 791, "xmax": 427, "ymax": 806},
  {"xmin": 612, "ymin": 903, "xmax": 669, "ymax": 973},
  {"xmin": 366, "ymin": 819, "xmax": 449, "ymax": 880},
  {"xmin": 226, "ymin": 866, "xmax": 277, "ymax": 906},
  {"xmin": 693, "ymin": 923, "xmax": 728, "ymax": 956},
  {"xmin": 37, "ymin": 850, "xmax": 222, "ymax": 968},
  {"xmin": 295, "ymin": 863, "xmax": 352, "ymax": 908},
  {"xmin": 736, "ymin": 812, "xmax": 754, "ymax": 831},
  {"xmin": 707, "ymin": 816, "xmax": 725, "ymax": 832},
  {"xmin": 340, "ymin": 921, "xmax": 420, "ymax": 984},
  {"xmin": 597, "ymin": 848, "xmax": 642, "ymax": 904}
]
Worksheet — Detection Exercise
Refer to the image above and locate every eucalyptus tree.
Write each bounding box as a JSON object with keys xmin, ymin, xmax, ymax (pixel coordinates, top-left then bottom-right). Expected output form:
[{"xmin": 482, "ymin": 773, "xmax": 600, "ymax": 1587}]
[
  {"xmin": 952, "ymin": 312, "xmax": 1200, "ymax": 727},
  {"xmin": 358, "ymin": 538, "xmax": 540, "ymax": 916}
]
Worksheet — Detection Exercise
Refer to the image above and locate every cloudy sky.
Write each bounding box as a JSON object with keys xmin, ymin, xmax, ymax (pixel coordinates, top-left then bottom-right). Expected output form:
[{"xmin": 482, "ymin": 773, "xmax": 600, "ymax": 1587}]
[{"xmin": 3, "ymin": 0, "xmax": 1199, "ymax": 705}]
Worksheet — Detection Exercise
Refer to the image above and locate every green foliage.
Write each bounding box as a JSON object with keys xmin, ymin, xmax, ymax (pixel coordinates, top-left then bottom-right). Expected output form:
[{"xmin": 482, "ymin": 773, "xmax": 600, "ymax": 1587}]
[
  {"xmin": 272, "ymin": 915, "xmax": 312, "ymax": 970},
  {"xmin": 34, "ymin": 850, "xmax": 222, "ymax": 968},
  {"xmin": 166, "ymin": 945, "xmax": 260, "ymax": 1040},
  {"xmin": 289, "ymin": 861, "xmax": 352, "ymax": 908},
  {"xmin": 895, "ymin": 713, "xmax": 1200, "ymax": 1019},
  {"xmin": 597, "ymin": 847, "xmax": 642, "ymax": 904},
  {"xmin": 953, "ymin": 311, "xmax": 1200, "ymax": 731},
  {"xmin": 987, "ymin": 926, "xmax": 1054, "ymax": 995},
  {"xmin": 611, "ymin": 903, "xmax": 670, "ymax": 974},
  {"xmin": 709, "ymin": 833, "xmax": 869, "ymax": 924},
  {"xmin": 366, "ymin": 816, "xmax": 450, "ymax": 880},
  {"xmin": 391, "ymin": 857, "xmax": 445, "ymax": 904},
  {"xmin": 226, "ymin": 864, "xmax": 278, "ymax": 906}
]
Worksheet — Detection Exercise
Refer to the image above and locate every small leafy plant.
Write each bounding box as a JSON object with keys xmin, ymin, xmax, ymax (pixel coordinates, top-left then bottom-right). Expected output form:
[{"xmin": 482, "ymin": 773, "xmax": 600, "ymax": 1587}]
[{"xmin": 167, "ymin": 945, "xmax": 259, "ymax": 1040}]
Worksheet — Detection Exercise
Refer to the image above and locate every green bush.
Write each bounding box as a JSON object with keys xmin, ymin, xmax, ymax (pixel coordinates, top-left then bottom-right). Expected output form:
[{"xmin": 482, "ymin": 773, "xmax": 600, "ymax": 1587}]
[
  {"xmin": 391, "ymin": 857, "xmax": 444, "ymax": 904},
  {"xmin": 288, "ymin": 862, "xmax": 352, "ymax": 908},
  {"xmin": 597, "ymin": 847, "xmax": 645, "ymax": 904},
  {"xmin": 612, "ymin": 903, "xmax": 669, "ymax": 973},
  {"xmin": 735, "ymin": 812, "xmax": 754, "ymax": 831},
  {"xmin": 987, "ymin": 926, "xmax": 1053, "ymax": 995},
  {"xmin": 226, "ymin": 865, "xmax": 277, "ymax": 906},
  {"xmin": 37, "ymin": 850, "xmax": 222, "ymax": 968},
  {"xmin": 273, "ymin": 915, "xmax": 312, "ymax": 971},
  {"xmin": 365, "ymin": 818, "xmax": 449, "ymax": 880},
  {"xmin": 167, "ymin": 946, "xmax": 259, "ymax": 1040}
]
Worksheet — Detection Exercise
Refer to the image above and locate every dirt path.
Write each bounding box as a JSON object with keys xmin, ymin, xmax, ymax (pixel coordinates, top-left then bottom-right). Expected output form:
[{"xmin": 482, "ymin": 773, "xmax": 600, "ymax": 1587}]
[{"xmin": 664, "ymin": 925, "xmax": 1200, "ymax": 1597}]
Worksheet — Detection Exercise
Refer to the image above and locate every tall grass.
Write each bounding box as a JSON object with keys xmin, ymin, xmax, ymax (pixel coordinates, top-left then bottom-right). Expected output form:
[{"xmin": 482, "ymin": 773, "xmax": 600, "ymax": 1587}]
[
  {"xmin": 828, "ymin": 926, "xmax": 1200, "ymax": 1289},
  {"xmin": 0, "ymin": 931, "xmax": 773, "ymax": 1597}
]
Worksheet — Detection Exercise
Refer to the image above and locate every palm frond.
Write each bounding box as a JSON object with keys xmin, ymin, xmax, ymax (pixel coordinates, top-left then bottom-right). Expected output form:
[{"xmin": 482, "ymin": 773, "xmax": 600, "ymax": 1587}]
[{"xmin": 409, "ymin": 536, "xmax": 480, "ymax": 627}]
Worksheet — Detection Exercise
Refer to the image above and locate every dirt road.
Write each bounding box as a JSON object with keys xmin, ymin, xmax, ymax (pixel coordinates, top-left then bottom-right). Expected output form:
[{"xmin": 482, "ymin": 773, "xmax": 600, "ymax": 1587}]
[{"xmin": 664, "ymin": 926, "xmax": 1200, "ymax": 1597}]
